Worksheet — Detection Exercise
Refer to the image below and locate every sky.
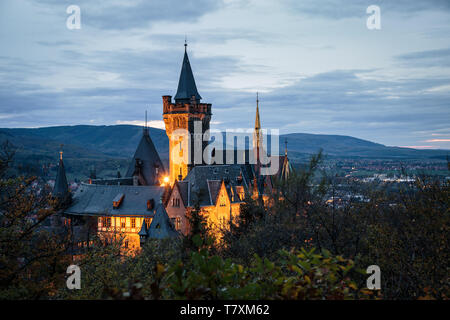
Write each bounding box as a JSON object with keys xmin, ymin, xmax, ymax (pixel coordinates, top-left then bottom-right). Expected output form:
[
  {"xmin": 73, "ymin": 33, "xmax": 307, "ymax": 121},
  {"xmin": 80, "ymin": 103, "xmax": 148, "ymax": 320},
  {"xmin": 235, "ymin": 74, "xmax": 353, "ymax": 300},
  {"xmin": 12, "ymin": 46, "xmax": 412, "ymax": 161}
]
[{"xmin": 0, "ymin": 0, "xmax": 449, "ymax": 149}]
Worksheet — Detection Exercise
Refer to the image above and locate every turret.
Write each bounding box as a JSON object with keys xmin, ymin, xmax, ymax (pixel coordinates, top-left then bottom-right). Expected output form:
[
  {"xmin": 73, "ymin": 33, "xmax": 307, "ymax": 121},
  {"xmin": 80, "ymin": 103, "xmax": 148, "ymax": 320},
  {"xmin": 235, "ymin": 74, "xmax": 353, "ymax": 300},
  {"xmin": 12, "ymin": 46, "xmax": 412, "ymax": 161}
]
[
  {"xmin": 138, "ymin": 218, "xmax": 149, "ymax": 246},
  {"xmin": 52, "ymin": 146, "xmax": 69, "ymax": 200}
]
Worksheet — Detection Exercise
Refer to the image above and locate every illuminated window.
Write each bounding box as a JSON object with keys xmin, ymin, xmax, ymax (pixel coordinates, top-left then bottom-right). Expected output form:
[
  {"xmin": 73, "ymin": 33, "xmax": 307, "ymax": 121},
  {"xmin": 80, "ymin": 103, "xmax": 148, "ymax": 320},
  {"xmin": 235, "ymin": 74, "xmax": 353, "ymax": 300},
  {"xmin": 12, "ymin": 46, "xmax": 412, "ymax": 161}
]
[
  {"xmin": 176, "ymin": 217, "xmax": 181, "ymax": 231},
  {"xmin": 131, "ymin": 218, "xmax": 136, "ymax": 228},
  {"xmin": 172, "ymin": 198, "xmax": 180, "ymax": 207},
  {"xmin": 121, "ymin": 217, "xmax": 126, "ymax": 228},
  {"xmin": 220, "ymin": 196, "xmax": 226, "ymax": 207},
  {"xmin": 106, "ymin": 217, "xmax": 111, "ymax": 228}
]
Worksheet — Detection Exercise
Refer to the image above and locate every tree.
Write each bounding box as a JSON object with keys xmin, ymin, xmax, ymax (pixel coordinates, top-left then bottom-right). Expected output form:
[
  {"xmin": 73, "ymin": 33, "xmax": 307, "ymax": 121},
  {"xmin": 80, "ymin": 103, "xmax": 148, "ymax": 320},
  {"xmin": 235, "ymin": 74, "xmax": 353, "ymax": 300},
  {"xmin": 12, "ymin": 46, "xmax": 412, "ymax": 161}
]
[
  {"xmin": 183, "ymin": 188, "xmax": 211, "ymax": 252},
  {"xmin": 0, "ymin": 141, "xmax": 71, "ymax": 299}
]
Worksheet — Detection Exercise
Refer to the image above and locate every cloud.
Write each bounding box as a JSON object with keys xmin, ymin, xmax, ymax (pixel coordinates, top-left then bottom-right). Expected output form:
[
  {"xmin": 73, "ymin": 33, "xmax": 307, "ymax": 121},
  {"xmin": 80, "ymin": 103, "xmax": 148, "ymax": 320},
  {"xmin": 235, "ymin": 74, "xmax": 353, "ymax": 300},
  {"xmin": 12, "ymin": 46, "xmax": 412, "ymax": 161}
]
[
  {"xmin": 425, "ymin": 139, "xmax": 450, "ymax": 142},
  {"xmin": 283, "ymin": 0, "xmax": 450, "ymax": 19},
  {"xmin": 32, "ymin": 0, "xmax": 223, "ymax": 30},
  {"xmin": 1, "ymin": 0, "xmax": 449, "ymax": 150},
  {"xmin": 396, "ymin": 48, "xmax": 450, "ymax": 68},
  {"xmin": 399, "ymin": 146, "xmax": 436, "ymax": 149},
  {"xmin": 116, "ymin": 120, "xmax": 165, "ymax": 129},
  {"xmin": 219, "ymin": 68, "xmax": 450, "ymax": 148}
]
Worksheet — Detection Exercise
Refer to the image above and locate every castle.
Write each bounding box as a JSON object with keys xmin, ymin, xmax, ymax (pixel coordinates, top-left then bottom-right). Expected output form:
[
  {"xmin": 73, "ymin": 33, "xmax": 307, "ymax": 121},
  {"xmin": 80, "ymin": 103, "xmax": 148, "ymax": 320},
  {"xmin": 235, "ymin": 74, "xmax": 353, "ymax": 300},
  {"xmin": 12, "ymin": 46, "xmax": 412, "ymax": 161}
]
[{"xmin": 55, "ymin": 44, "xmax": 292, "ymax": 251}]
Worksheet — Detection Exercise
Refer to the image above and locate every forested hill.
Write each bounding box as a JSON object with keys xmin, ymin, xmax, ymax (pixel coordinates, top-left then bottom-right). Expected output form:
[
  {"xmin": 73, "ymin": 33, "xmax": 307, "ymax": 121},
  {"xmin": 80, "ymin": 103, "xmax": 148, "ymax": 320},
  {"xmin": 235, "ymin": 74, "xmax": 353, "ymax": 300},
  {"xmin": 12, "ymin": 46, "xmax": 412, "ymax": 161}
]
[{"xmin": 0, "ymin": 125, "xmax": 448, "ymax": 162}]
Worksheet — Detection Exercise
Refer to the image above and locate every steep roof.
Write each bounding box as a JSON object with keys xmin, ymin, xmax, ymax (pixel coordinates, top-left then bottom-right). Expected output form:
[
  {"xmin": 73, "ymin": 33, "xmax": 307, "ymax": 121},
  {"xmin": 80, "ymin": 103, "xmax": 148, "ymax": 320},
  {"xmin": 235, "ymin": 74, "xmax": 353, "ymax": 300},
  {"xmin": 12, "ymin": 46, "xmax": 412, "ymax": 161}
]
[
  {"xmin": 255, "ymin": 101, "xmax": 261, "ymax": 130},
  {"xmin": 65, "ymin": 183, "xmax": 164, "ymax": 216},
  {"xmin": 125, "ymin": 130, "xmax": 166, "ymax": 185},
  {"xmin": 53, "ymin": 158, "xmax": 69, "ymax": 198},
  {"xmin": 182, "ymin": 164, "xmax": 251, "ymax": 206},
  {"xmin": 280, "ymin": 154, "xmax": 293, "ymax": 181},
  {"xmin": 147, "ymin": 203, "xmax": 180, "ymax": 239},
  {"xmin": 138, "ymin": 219, "xmax": 148, "ymax": 236},
  {"xmin": 168, "ymin": 180, "xmax": 190, "ymax": 207},
  {"xmin": 174, "ymin": 48, "xmax": 202, "ymax": 103}
]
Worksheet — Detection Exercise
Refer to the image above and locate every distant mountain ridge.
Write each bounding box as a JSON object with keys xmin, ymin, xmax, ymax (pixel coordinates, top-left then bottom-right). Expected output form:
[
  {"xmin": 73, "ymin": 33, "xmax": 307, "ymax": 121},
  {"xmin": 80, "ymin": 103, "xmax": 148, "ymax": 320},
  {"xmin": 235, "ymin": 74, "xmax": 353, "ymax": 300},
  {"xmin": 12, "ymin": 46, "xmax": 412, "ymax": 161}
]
[{"xmin": 0, "ymin": 125, "xmax": 448, "ymax": 163}]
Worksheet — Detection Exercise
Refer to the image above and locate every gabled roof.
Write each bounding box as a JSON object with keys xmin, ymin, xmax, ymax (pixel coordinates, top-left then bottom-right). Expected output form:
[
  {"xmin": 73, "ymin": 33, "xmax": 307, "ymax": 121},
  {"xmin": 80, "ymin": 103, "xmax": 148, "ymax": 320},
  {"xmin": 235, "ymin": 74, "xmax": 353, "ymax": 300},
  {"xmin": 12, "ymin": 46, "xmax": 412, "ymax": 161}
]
[
  {"xmin": 207, "ymin": 180, "xmax": 222, "ymax": 205},
  {"xmin": 65, "ymin": 183, "xmax": 164, "ymax": 216},
  {"xmin": 53, "ymin": 158, "xmax": 69, "ymax": 198},
  {"xmin": 125, "ymin": 130, "xmax": 166, "ymax": 185},
  {"xmin": 147, "ymin": 203, "xmax": 180, "ymax": 239},
  {"xmin": 174, "ymin": 49, "xmax": 202, "ymax": 103},
  {"xmin": 167, "ymin": 180, "xmax": 189, "ymax": 207},
  {"xmin": 182, "ymin": 164, "xmax": 251, "ymax": 206}
]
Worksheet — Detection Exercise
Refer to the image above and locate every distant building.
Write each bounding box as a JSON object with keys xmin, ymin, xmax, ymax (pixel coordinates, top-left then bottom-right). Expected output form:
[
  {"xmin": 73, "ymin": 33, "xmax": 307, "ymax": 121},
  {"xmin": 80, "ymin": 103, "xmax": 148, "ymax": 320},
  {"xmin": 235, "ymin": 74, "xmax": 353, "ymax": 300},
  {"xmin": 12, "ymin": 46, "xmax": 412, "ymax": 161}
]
[{"xmin": 60, "ymin": 44, "xmax": 292, "ymax": 251}]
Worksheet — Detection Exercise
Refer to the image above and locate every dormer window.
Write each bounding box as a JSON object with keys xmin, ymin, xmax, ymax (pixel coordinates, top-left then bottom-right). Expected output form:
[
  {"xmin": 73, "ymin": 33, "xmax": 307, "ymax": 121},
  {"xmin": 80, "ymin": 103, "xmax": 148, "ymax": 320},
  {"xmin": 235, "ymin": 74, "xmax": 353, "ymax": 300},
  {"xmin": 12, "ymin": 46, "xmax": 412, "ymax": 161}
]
[{"xmin": 112, "ymin": 193, "xmax": 124, "ymax": 208}]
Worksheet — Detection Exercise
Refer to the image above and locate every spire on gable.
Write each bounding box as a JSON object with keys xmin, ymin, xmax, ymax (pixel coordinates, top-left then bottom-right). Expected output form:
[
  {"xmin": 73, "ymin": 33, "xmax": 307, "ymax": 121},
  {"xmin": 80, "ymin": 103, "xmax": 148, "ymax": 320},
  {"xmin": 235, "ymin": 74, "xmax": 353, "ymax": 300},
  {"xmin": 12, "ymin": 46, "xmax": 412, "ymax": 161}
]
[
  {"xmin": 53, "ymin": 145, "xmax": 69, "ymax": 199},
  {"xmin": 280, "ymin": 139, "xmax": 293, "ymax": 181},
  {"xmin": 138, "ymin": 219, "xmax": 148, "ymax": 237},
  {"xmin": 147, "ymin": 198, "xmax": 180, "ymax": 239},
  {"xmin": 174, "ymin": 42, "xmax": 202, "ymax": 104}
]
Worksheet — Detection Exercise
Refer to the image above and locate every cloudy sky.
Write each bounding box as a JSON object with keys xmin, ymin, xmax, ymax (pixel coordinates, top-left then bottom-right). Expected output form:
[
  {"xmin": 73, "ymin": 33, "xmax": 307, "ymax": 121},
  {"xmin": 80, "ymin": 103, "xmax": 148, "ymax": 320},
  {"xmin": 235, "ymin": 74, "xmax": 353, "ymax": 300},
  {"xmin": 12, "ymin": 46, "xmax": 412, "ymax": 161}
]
[{"xmin": 1, "ymin": 0, "xmax": 449, "ymax": 149}]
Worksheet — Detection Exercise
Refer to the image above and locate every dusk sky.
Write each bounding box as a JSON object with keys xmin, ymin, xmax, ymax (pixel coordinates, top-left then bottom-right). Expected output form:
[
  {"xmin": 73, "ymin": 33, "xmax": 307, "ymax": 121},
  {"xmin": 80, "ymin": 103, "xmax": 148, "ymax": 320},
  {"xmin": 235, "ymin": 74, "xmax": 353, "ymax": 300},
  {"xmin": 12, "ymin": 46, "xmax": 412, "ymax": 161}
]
[{"xmin": 1, "ymin": 0, "xmax": 449, "ymax": 149}]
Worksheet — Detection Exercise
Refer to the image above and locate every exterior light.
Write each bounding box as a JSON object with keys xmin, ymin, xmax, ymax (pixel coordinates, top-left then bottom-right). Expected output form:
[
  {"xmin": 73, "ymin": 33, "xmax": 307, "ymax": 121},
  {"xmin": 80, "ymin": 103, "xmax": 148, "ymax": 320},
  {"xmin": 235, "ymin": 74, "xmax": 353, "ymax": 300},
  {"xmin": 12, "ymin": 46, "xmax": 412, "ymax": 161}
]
[{"xmin": 161, "ymin": 176, "xmax": 170, "ymax": 186}]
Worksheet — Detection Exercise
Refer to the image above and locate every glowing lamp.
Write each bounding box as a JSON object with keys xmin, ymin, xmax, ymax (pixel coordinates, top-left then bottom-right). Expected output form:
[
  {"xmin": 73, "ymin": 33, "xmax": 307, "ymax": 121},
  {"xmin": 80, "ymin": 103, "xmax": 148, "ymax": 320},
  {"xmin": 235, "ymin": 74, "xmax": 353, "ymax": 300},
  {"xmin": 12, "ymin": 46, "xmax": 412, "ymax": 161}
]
[{"xmin": 161, "ymin": 176, "xmax": 170, "ymax": 186}]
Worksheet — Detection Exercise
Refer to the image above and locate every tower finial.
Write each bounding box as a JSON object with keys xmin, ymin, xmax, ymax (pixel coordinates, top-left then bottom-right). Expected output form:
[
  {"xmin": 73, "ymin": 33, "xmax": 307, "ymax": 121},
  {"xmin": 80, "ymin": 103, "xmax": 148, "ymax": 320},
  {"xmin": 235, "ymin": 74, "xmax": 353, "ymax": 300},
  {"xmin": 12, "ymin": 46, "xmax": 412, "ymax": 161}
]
[
  {"xmin": 143, "ymin": 110, "xmax": 148, "ymax": 135},
  {"xmin": 285, "ymin": 138, "xmax": 288, "ymax": 156},
  {"xmin": 184, "ymin": 35, "xmax": 187, "ymax": 52},
  {"xmin": 59, "ymin": 144, "xmax": 64, "ymax": 160}
]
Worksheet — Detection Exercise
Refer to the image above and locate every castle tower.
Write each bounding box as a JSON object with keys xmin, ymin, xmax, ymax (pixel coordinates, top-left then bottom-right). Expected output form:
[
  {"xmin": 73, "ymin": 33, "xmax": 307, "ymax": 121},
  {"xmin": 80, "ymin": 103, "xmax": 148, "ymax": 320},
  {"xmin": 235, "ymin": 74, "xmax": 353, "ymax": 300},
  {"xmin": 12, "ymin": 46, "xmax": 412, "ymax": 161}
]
[{"xmin": 163, "ymin": 43, "xmax": 212, "ymax": 185}]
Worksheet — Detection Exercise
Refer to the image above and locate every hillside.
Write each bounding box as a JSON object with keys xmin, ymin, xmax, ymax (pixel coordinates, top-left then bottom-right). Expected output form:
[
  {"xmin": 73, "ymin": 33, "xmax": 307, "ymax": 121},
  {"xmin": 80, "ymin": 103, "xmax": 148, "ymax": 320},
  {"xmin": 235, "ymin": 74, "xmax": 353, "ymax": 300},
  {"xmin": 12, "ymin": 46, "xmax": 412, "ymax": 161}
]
[
  {"xmin": 0, "ymin": 125, "xmax": 169, "ymax": 162},
  {"xmin": 0, "ymin": 125, "xmax": 448, "ymax": 165},
  {"xmin": 281, "ymin": 133, "xmax": 448, "ymax": 160}
]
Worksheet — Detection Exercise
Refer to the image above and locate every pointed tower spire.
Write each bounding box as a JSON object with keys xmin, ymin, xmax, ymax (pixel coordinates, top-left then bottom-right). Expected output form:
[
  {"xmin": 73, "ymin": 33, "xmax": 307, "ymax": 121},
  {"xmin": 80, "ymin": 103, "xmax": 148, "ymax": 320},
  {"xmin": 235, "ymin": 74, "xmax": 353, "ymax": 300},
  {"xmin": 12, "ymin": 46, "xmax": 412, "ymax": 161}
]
[
  {"xmin": 53, "ymin": 145, "xmax": 69, "ymax": 199},
  {"xmin": 280, "ymin": 138, "xmax": 293, "ymax": 181},
  {"xmin": 174, "ymin": 41, "xmax": 202, "ymax": 104},
  {"xmin": 255, "ymin": 92, "xmax": 261, "ymax": 130},
  {"xmin": 253, "ymin": 92, "xmax": 263, "ymax": 176}
]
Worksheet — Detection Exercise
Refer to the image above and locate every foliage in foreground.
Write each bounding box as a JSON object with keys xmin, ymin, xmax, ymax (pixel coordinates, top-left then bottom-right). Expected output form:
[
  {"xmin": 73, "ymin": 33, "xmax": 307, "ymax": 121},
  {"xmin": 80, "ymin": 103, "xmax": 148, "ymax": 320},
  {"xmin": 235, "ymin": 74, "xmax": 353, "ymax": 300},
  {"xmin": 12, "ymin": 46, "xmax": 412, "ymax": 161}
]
[{"xmin": 58, "ymin": 235, "xmax": 371, "ymax": 300}]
